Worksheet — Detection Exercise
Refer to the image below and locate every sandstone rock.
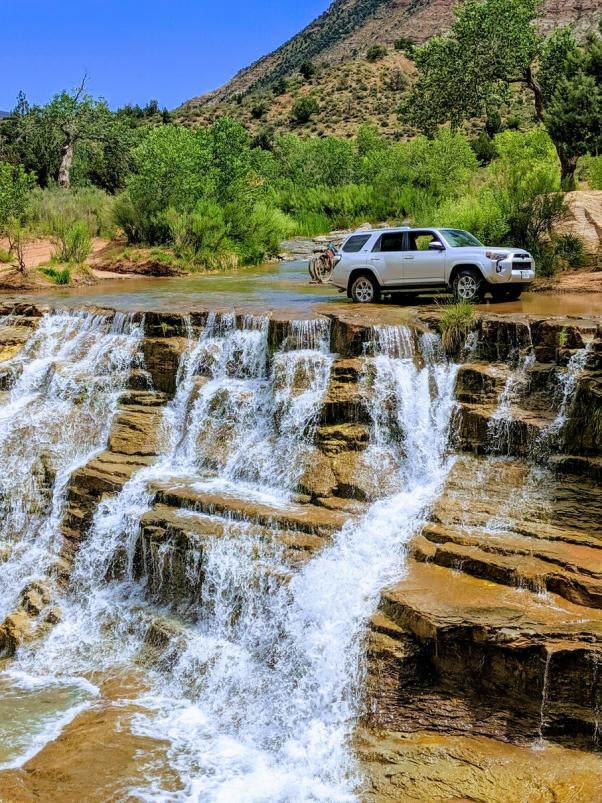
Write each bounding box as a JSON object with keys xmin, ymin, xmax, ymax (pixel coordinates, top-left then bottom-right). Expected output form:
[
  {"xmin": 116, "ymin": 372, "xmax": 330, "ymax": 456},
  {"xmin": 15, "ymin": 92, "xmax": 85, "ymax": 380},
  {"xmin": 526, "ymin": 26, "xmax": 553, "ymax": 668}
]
[
  {"xmin": 316, "ymin": 423, "xmax": 370, "ymax": 453},
  {"xmin": 152, "ymin": 480, "xmax": 349, "ymax": 537},
  {"xmin": 107, "ymin": 403, "xmax": 166, "ymax": 457},
  {"xmin": 554, "ymin": 190, "xmax": 602, "ymax": 253},
  {"xmin": 357, "ymin": 728, "xmax": 602, "ymax": 803},
  {"xmin": 142, "ymin": 337, "xmax": 188, "ymax": 396},
  {"xmin": 297, "ymin": 448, "xmax": 337, "ymax": 499}
]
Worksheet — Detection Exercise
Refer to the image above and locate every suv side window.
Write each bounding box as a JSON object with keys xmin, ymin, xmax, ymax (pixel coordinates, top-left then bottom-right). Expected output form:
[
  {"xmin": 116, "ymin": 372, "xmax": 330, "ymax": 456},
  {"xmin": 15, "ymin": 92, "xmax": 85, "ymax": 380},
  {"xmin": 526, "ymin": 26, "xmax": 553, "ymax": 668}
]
[
  {"xmin": 373, "ymin": 233, "xmax": 404, "ymax": 252},
  {"xmin": 408, "ymin": 231, "xmax": 443, "ymax": 251},
  {"xmin": 342, "ymin": 234, "xmax": 371, "ymax": 253}
]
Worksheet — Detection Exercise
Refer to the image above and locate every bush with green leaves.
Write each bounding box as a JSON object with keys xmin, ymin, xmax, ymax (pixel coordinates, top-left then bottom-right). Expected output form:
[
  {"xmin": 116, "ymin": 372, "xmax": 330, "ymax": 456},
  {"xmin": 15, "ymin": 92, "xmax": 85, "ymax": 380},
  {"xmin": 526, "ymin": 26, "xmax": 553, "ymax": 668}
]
[
  {"xmin": 0, "ymin": 162, "xmax": 34, "ymax": 231},
  {"xmin": 582, "ymin": 154, "xmax": 602, "ymax": 190},
  {"xmin": 115, "ymin": 118, "xmax": 291, "ymax": 265},
  {"xmin": 51, "ymin": 219, "xmax": 92, "ymax": 264},
  {"xmin": 394, "ymin": 37, "xmax": 415, "ymax": 57},
  {"xmin": 299, "ymin": 61, "xmax": 316, "ymax": 80},
  {"xmin": 30, "ymin": 185, "xmax": 115, "ymax": 238},
  {"xmin": 366, "ymin": 45, "xmax": 387, "ymax": 62},
  {"xmin": 290, "ymin": 96, "xmax": 319, "ymax": 125},
  {"xmin": 552, "ymin": 233, "xmax": 589, "ymax": 269},
  {"xmin": 40, "ymin": 266, "xmax": 72, "ymax": 284}
]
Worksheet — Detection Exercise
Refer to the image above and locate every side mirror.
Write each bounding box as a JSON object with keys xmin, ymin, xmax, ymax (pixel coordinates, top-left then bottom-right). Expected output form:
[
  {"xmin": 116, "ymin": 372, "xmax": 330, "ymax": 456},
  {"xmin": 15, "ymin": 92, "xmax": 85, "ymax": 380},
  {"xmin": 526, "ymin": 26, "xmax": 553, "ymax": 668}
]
[{"xmin": 428, "ymin": 241, "xmax": 445, "ymax": 251}]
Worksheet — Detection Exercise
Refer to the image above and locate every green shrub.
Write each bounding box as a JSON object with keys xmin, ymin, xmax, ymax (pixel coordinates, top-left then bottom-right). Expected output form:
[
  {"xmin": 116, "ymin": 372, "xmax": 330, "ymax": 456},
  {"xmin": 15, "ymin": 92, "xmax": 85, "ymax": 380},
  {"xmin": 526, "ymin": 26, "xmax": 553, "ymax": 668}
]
[
  {"xmin": 291, "ymin": 97, "xmax": 319, "ymax": 124},
  {"xmin": 0, "ymin": 248, "xmax": 12, "ymax": 263},
  {"xmin": 394, "ymin": 37, "xmax": 415, "ymax": 57},
  {"xmin": 0, "ymin": 162, "xmax": 34, "ymax": 231},
  {"xmin": 366, "ymin": 45, "xmax": 387, "ymax": 62},
  {"xmin": 272, "ymin": 76, "xmax": 289, "ymax": 96},
  {"xmin": 30, "ymin": 186, "xmax": 114, "ymax": 238},
  {"xmin": 165, "ymin": 200, "xmax": 228, "ymax": 266},
  {"xmin": 439, "ymin": 300, "xmax": 476, "ymax": 353},
  {"xmin": 471, "ymin": 132, "xmax": 498, "ymax": 165},
  {"xmin": 299, "ymin": 61, "xmax": 316, "ymax": 80},
  {"xmin": 51, "ymin": 219, "xmax": 92, "ymax": 264},
  {"xmin": 40, "ymin": 266, "xmax": 71, "ymax": 284},
  {"xmin": 583, "ymin": 154, "xmax": 602, "ymax": 189},
  {"xmin": 251, "ymin": 101, "xmax": 268, "ymax": 120},
  {"xmin": 553, "ymin": 233, "xmax": 589, "ymax": 269}
]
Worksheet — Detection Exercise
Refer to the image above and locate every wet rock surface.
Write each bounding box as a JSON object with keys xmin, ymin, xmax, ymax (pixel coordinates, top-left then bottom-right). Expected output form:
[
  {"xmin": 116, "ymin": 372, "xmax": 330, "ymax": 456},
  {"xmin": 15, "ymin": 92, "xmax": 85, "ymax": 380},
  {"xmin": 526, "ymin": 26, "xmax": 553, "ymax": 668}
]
[{"xmin": 0, "ymin": 303, "xmax": 601, "ymax": 800}]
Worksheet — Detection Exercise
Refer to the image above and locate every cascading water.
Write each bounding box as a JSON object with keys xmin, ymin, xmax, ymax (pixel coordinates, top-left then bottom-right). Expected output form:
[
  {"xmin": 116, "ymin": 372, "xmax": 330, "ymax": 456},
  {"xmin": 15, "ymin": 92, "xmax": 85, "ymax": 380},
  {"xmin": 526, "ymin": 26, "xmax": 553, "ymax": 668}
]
[
  {"xmin": 539, "ymin": 341, "xmax": 593, "ymax": 448},
  {"xmin": 126, "ymin": 324, "xmax": 457, "ymax": 800},
  {"xmin": 0, "ymin": 314, "xmax": 459, "ymax": 800},
  {"xmin": 488, "ymin": 349, "xmax": 535, "ymax": 455},
  {"xmin": 0, "ymin": 311, "xmax": 143, "ymax": 622},
  {"xmin": 0, "ymin": 310, "xmax": 144, "ymax": 768}
]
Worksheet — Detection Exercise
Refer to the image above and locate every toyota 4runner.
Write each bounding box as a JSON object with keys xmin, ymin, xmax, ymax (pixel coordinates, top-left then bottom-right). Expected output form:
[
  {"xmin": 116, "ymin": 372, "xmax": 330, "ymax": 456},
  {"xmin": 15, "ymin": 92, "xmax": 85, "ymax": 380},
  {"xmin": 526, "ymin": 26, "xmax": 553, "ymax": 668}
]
[{"xmin": 330, "ymin": 227, "xmax": 535, "ymax": 303}]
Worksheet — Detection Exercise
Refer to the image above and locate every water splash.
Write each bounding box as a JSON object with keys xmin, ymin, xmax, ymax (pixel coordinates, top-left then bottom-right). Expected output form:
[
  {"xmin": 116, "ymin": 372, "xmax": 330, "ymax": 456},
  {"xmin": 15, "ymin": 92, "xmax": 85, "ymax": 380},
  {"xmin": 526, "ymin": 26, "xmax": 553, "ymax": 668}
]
[
  {"xmin": 487, "ymin": 351, "xmax": 535, "ymax": 455},
  {"xmin": 2, "ymin": 318, "xmax": 459, "ymax": 799},
  {"xmin": 126, "ymin": 327, "xmax": 458, "ymax": 800},
  {"xmin": 0, "ymin": 311, "xmax": 143, "ymax": 621}
]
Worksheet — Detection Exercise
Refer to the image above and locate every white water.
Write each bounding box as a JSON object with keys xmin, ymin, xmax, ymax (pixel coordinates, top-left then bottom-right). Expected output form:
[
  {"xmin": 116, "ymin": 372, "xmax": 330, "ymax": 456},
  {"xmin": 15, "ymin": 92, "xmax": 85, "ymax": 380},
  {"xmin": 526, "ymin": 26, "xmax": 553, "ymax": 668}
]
[
  {"xmin": 1, "ymin": 315, "xmax": 458, "ymax": 800},
  {"xmin": 0, "ymin": 311, "xmax": 143, "ymax": 621},
  {"xmin": 488, "ymin": 349, "xmax": 535, "ymax": 455},
  {"xmin": 541, "ymin": 342, "xmax": 593, "ymax": 447},
  {"xmin": 126, "ymin": 324, "xmax": 458, "ymax": 800}
]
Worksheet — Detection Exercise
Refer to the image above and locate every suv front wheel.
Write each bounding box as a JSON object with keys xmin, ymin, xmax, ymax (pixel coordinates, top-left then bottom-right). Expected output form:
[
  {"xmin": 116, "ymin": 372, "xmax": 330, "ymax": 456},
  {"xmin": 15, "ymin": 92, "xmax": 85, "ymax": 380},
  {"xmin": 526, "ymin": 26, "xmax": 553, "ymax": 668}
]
[
  {"xmin": 350, "ymin": 273, "xmax": 381, "ymax": 304},
  {"xmin": 452, "ymin": 269, "xmax": 484, "ymax": 302}
]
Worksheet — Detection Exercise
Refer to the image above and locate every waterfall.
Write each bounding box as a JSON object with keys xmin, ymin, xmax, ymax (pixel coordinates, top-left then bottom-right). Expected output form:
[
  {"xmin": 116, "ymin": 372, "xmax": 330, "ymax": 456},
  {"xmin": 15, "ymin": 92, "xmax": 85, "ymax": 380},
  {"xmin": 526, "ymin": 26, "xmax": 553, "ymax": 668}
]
[
  {"xmin": 0, "ymin": 316, "xmax": 458, "ymax": 800},
  {"xmin": 0, "ymin": 311, "xmax": 143, "ymax": 622},
  {"xmin": 540, "ymin": 342, "xmax": 593, "ymax": 448},
  {"xmin": 487, "ymin": 351, "xmax": 535, "ymax": 455},
  {"xmin": 123, "ymin": 325, "xmax": 457, "ymax": 800}
]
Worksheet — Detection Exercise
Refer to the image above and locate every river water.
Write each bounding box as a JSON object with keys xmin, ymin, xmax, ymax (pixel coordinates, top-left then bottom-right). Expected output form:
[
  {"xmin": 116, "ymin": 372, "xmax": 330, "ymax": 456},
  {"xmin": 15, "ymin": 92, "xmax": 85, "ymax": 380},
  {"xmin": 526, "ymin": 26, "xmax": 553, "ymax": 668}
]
[{"xmin": 3, "ymin": 259, "xmax": 602, "ymax": 317}]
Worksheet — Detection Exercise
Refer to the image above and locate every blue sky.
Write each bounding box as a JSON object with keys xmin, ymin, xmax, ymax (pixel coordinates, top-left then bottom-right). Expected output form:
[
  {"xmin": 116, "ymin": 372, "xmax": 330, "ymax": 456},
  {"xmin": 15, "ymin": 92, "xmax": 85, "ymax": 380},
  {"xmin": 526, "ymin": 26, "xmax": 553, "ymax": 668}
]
[{"xmin": 0, "ymin": 0, "xmax": 328, "ymax": 110}]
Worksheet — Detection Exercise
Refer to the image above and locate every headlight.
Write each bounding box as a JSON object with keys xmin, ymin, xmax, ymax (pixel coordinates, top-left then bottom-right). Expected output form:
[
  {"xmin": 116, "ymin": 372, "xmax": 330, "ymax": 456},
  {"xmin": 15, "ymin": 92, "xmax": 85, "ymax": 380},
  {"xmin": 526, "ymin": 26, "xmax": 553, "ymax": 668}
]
[{"xmin": 485, "ymin": 251, "xmax": 507, "ymax": 261}]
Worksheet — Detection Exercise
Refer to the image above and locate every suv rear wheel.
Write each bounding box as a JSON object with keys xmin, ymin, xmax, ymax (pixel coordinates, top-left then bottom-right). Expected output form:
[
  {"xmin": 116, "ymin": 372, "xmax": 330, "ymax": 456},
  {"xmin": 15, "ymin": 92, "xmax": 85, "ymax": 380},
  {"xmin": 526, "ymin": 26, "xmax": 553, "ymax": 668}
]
[
  {"xmin": 452, "ymin": 269, "xmax": 484, "ymax": 302},
  {"xmin": 350, "ymin": 273, "xmax": 380, "ymax": 304}
]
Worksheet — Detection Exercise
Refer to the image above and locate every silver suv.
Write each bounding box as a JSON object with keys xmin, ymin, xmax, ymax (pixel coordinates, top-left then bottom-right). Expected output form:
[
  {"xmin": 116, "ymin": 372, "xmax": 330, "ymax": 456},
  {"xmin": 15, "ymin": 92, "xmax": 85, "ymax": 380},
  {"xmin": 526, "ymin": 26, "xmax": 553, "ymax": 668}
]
[{"xmin": 330, "ymin": 227, "xmax": 535, "ymax": 303}]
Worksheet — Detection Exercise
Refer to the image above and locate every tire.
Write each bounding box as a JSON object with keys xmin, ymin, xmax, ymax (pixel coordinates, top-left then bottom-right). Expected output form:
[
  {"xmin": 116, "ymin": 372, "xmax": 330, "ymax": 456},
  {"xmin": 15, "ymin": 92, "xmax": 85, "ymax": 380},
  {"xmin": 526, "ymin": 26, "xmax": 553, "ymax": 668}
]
[
  {"xmin": 452, "ymin": 269, "xmax": 484, "ymax": 302},
  {"xmin": 350, "ymin": 273, "xmax": 380, "ymax": 304}
]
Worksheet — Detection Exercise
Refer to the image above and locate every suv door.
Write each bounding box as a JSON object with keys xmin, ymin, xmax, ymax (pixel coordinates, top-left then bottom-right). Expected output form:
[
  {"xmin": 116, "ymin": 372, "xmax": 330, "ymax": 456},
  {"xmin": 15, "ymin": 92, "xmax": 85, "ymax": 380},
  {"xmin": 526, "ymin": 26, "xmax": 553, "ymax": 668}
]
[
  {"xmin": 370, "ymin": 232, "xmax": 405, "ymax": 286},
  {"xmin": 403, "ymin": 230, "xmax": 446, "ymax": 284}
]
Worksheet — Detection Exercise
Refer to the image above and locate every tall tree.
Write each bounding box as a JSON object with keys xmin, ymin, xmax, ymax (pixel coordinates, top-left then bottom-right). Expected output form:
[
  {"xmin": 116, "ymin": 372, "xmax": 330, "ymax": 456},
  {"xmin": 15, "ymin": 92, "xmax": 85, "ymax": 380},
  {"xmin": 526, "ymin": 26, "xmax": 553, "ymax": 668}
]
[
  {"xmin": 0, "ymin": 78, "xmax": 131, "ymax": 189},
  {"xmin": 401, "ymin": 0, "xmax": 602, "ymax": 187}
]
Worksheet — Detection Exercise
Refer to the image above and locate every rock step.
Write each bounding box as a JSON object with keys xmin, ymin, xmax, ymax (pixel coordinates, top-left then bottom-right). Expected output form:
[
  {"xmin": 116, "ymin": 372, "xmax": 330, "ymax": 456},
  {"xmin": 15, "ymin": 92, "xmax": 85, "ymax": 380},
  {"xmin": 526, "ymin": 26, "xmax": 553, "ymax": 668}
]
[
  {"xmin": 431, "ymin": 456, "xmax": 602, "ymax": 544},
  {"xmin": 381, "ymin": 560, "xmax": 602, "ymax": 645},
  {"xmin": 366, "ymin": 561, "xmax": 602, "ymax": 745},
  {"xmin": 356, "ymin": 728, "xmax": 602, "ymax": 803},
  {"xmin": 150, "ymin": 480, "xmax": 349, "ymax": 536},
  {"xmin": 141, "ymin": 502, "xmax": 326, "ymax": 558},
  {"xmin": 134, "ymin": 503, "xmax": 328, "ymax": 603},
  {"xmin": 454, "ymin": 401, "xmax": 555, "ymax": 455},
  {"xmin": 413, "ymin": 525, "xmax": 602, "ymax": 609}
]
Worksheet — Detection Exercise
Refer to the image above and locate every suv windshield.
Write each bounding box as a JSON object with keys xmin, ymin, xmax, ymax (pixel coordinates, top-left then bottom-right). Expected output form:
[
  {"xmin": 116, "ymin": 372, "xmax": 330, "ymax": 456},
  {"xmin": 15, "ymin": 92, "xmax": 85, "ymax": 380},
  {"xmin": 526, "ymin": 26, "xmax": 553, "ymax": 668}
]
[{"xmin": 441, "ymin": 229, "xmax": 483, "ymax": 248}]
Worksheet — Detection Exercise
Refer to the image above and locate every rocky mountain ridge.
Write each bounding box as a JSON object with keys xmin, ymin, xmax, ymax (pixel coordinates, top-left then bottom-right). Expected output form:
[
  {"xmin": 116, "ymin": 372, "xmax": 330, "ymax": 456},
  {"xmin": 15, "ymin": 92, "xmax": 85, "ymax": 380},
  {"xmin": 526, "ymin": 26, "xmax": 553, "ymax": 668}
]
[{"xmin": 186, "ymin": 0, "xmax": 602, "ymax": 108}]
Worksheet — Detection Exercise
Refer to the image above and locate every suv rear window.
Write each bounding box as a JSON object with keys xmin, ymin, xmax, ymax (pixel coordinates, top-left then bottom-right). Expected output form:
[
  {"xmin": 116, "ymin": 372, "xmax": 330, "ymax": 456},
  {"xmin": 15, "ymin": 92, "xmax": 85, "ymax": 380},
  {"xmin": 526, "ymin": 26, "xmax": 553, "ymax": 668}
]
[
  {"xmin": 374, "ymin": 233, "xmax": 404, "ymax": 252},
  {"xmin": 342, "ymin": 234, "xmax": 371, "ymax": 253}
]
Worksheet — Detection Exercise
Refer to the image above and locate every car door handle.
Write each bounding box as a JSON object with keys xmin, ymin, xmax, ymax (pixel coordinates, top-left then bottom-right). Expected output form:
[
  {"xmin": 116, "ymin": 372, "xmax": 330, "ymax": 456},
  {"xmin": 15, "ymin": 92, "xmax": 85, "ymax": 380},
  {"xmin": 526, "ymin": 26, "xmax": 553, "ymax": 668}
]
[
  {"xmin": 369, "ymin": 257, "xmax": 382, "ymax": 261},
  {"xmin": 403, "ymin": 256, "xmax": 414, "ymax": 260}
]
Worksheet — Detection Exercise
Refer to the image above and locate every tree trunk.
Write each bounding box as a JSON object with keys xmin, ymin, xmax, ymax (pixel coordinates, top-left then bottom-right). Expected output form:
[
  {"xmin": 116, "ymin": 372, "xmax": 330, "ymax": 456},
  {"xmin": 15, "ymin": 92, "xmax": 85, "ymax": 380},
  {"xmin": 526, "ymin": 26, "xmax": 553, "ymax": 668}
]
[
  {"xmin": 524, "ymin": 65, "xmax": 545, "ymax": 123},
  {"xmin": 524, "ymin": 66, "xmax": 577, "ymax": 190},
  {"xmin": 58, "ymin": 138, "xmax": 75, "ymax": 188},
  {"xmin": 559, "ymin": 151, "xmax": 578, "ymax": 191}
]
